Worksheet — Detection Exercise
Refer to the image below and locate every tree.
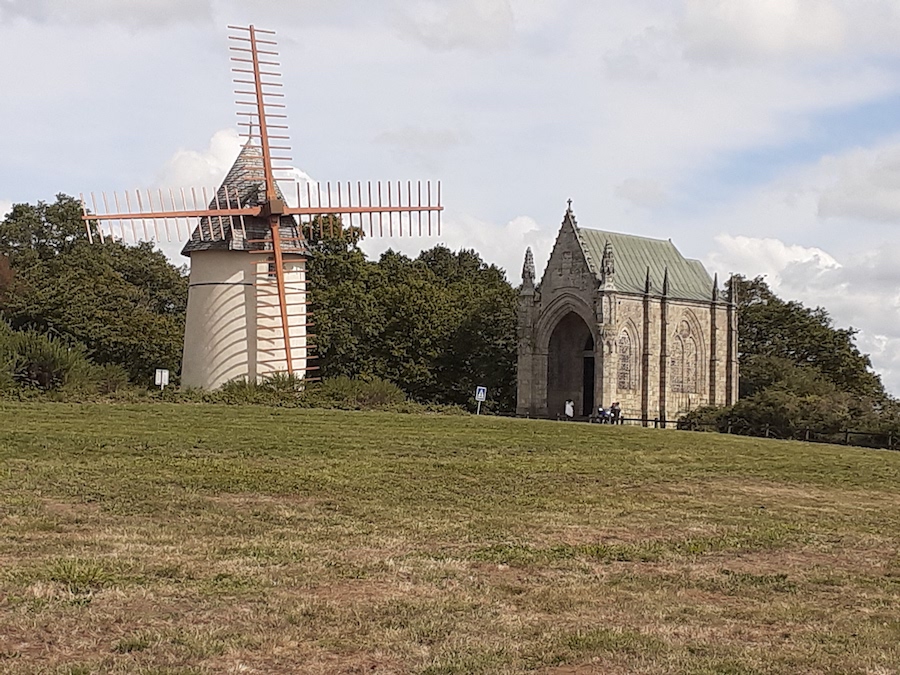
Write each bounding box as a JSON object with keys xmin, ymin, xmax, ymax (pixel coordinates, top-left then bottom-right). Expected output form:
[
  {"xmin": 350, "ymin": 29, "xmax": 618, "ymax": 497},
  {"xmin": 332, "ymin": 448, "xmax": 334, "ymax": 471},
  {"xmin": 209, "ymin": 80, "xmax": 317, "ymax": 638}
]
[
  {"xmin": 728, "ymin": 275, "xmax": 885, "ymax": 399},
  {"xmin": 418, "ymin": 246, "xmax": 517, "ymax": 408},
  {"xmin": 684, "ymin": 276, "xmax": 897, "ymax": 441},
  {"xmin": 0, "ymin": 255, "xmax": 15, "ymax": 305},
  {"xmin": 307, "ymin": 219, "xmax": 518, "ymax": 408},
  {"xmin": 0, "ymin": 195, "xmax": 188, "ymax": 384}
]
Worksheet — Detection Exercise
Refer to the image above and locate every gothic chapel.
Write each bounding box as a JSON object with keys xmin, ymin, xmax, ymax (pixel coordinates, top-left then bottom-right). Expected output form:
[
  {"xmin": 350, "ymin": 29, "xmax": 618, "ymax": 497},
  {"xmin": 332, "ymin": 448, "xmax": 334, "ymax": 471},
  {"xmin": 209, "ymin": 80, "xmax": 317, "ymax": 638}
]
[{"xmin": 517, "ymin": 206, "xmax": 738, "ymax": 422}]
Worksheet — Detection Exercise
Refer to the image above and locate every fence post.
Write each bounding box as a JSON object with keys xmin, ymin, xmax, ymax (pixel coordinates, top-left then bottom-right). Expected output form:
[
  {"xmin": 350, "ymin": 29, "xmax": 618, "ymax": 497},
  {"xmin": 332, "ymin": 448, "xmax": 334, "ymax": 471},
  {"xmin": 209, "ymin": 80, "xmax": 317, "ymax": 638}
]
[
  {"xmin": 764, "ymin": 424, "xmax": 770, "ymax": 438},
  {"xmin": 844, "ymin": 430, "xmax": 851, "ymax": 445},
  {"xmin": 805, "ymin": 428, "xmax": 810, "ymax": 442},
  {"xmin": 727, "ymin": 424, "xmax": 733, "ymax": 435}
]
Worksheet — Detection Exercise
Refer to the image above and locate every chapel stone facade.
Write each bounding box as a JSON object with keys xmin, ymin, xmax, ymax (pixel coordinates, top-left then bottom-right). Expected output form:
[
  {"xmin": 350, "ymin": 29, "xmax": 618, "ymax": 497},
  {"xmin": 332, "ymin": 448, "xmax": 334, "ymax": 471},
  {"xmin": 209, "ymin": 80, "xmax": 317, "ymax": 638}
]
[{"xmin": 517, "ymin": 207, "xmax": 738, "ymax": 423}]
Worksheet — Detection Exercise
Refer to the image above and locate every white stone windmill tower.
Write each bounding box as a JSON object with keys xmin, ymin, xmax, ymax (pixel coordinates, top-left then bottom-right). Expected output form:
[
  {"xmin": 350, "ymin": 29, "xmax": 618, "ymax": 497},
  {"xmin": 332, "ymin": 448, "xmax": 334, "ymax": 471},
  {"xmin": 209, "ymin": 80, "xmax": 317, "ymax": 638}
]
[{"xmin": 81, "ymin": 25, "xmax": 443, "ymax": 389}]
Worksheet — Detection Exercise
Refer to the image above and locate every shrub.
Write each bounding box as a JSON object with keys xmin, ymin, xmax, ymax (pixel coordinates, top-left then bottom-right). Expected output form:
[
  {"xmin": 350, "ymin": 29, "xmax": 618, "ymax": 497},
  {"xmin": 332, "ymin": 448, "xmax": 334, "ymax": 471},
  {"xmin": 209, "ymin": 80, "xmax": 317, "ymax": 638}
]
[
  {"xmin": 305, "ymin": 375, "xmax": 406, "ymax": 409},
  {"xmin": 215, "ymin": 374, "xmax": 306, "ymax": 406},
  {"xmin": 0, "ymin": 323, "xmax": 137, "ymax": 397},
  {"xmin": 217, "ymin": 377, "xmax": 263, "ymax": 403},
  {"xmin": 260, "ymin": 372, "xmax": 305, "ymax": 394},
  {"xmin": 6, "ymin": 330, "xmax": 94, "ymax": 391},
  {"xmin": 0, "ymin": 324, "xmax": 15, "ymax": 391},
  {"xmin": 678, "ymin": 405, "xmax": 729, "ymax": 432},
  {"xmin": 92, "ymin": 363, "xmax": 131, "ymax": 395}
]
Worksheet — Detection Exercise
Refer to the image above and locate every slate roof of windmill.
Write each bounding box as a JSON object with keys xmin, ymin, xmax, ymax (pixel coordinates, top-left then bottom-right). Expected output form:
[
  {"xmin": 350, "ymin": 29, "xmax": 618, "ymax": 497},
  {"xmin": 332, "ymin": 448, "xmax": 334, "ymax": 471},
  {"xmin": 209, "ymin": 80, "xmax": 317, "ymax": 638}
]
[
  {"xmin": 577, "ymin": 225, "xmax": 714, "ymax": 302},
  {"xmin": 181, "ymin": 143, "xmax": 305, "ymax": 256}
]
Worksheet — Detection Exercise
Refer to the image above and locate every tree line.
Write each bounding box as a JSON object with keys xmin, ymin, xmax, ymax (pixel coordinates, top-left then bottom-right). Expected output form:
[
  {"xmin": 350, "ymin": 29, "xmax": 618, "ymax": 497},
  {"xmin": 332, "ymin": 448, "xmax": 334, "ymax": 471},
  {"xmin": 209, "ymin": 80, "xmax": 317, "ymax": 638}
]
[
  {"xmin": 1, "ymin": 194, "xmax": 897, "ymax": 440},
  {"xmin": 682, "ymin": 276, "xmax": 900, "ymax": 441},
  {"xmin": 0, "ymin": 195, "xmax": 517, "ymax": 407}
]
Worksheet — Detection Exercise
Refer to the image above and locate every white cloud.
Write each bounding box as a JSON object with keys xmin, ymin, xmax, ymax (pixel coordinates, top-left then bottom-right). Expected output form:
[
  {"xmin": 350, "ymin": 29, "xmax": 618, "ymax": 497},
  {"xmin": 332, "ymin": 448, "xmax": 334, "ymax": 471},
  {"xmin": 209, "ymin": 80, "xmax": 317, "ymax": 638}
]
[
  {"xmin": 706, "ymin": 235, "xmax": 839, "ymax": 285},
  {"xmin": 0, "ymin": 0, "xmax": 212, "ymax": 27},
  {"xmin": 395, "ymin": 0, "xmax": 516, "ymax": 51},
  {"xmin": 818, "ymin": 142, "xmax": 900, "ymax": 222},
  {"xmin": 706, "ymin": 234, "xmax": 900, "ymax": 395},
  {"xmin": 155, "ymin": 128, "xmax": 242, "ymax": 192},
  {"xmin": 679, "ymin": 0, "xmax": 900, "ymax": 64},
  {"xmin": 615, "ymin": 178, "xmax": 671, "ymax": 208},
  {"xmin": 279, "ymin": 168, "xmax": 320, "ymax": 209},
  {"xmin": 88, "ymin": 129, "xmax": 244, "ymax": 259},
  {"xmin": 681, "ymin": 0, "xmax": 847, "ymax": 63},
  {"xmin": 691, "ymin": 132, "xmax": 900, "ymax": 396},
  {"xmin": 0, "ymin": 200, "xmax": 11, "ymax": 218}
]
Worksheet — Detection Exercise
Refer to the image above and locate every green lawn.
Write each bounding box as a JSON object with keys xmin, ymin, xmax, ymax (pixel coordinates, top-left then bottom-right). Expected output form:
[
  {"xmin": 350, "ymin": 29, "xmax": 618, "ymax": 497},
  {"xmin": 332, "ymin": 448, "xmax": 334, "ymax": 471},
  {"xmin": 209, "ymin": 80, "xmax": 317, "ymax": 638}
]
[{"xmin": 0, "ymin": 403, "xmax": 898, "ymax": 674}]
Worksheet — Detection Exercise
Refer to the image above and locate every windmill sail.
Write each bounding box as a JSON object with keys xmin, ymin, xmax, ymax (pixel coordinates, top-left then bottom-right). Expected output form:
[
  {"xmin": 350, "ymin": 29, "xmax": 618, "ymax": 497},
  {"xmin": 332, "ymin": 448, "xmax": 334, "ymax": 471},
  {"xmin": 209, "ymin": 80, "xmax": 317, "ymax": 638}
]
[{"xmin": 81, "ymin": 24, "xmax": 443, "ymax": 388}]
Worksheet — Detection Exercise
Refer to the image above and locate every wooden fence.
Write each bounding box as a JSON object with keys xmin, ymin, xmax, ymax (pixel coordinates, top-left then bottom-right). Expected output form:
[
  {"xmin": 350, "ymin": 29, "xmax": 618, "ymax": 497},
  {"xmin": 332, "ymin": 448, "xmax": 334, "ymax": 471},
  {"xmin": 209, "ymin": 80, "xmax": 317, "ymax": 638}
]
[{"xmin": 510, "ymin": 412, "xmax": 899, "ymax": 452}]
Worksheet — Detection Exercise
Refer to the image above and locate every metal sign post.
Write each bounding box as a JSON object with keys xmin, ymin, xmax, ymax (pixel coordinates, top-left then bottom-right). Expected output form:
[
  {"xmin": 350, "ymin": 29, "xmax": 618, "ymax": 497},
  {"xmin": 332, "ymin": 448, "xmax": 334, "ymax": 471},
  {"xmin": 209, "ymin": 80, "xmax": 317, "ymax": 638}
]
[
  {"xmin": 475, "ymin": 386, "xmax": 487, "ymax": 415},
  {"xmin": 155, "ymin": 369, "xmax": 170, "ymax": 391}
]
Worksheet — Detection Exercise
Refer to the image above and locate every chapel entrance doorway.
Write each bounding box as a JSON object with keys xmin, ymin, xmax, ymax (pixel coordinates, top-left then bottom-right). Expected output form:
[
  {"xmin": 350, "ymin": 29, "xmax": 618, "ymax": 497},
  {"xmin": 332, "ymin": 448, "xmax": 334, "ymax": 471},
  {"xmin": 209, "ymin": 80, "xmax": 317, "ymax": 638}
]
[
  {"xmin": 582, "ymin": 333, "xmax": 595, "ymax": 416},
  {"xmin": 547, "ymin": 312, "xmax": 594, "ymax": 418}
]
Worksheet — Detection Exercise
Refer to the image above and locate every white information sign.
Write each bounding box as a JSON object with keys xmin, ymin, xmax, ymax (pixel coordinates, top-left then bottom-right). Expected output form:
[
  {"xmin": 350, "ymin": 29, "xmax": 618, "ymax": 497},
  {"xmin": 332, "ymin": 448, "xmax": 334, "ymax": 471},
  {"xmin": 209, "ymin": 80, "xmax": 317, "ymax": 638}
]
[
  {"xmin": 155, "ymin": 368, "xmax": 170, "ymax": 389},
  {"xmin": 475, "ymin": 386, "xmax": 487, "ymax": 415}
]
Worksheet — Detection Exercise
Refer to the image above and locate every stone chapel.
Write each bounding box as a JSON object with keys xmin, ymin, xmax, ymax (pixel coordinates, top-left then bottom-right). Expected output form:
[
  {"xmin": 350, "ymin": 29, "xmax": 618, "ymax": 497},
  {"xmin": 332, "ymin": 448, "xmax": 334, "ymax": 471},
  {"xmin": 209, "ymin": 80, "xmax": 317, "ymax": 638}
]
[{"xmin": 516, "ymin": 206, "xmax": 738, "ymax": 422}]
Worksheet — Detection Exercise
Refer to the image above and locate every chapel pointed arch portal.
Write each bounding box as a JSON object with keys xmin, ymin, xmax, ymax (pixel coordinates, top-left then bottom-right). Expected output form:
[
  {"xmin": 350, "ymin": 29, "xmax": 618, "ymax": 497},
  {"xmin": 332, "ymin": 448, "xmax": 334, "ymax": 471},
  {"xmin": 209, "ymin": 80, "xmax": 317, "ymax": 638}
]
[{"xmin": 546, "ymin": 311, "xmax": 596, "ymax": 418}]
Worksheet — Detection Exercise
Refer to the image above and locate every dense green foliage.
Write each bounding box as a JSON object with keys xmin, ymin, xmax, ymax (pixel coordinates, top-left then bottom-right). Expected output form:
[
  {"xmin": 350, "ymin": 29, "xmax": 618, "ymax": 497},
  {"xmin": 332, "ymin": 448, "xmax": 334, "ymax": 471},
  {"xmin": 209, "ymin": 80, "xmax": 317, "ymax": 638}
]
[
  {"xmin": 179, "ymin": 372, "xmax": 436, "ymax": 411},
  {"xmin": 733, "ymin": 275, "xmax": 884, "ymax": 399},
  {"xmin": 0, "ymin": 195, "xmax": 188, "ymax": 385},
  {"xmin": 308, "ymin": 218, "xmax": 518, "ymax": 409},
  {"xmin": 0, "ymin": 322, "xmax": 129, "ymax": 395},
  {"xmin": 682, "ymin": 275, "xmax": 898, "ymax": 441}
]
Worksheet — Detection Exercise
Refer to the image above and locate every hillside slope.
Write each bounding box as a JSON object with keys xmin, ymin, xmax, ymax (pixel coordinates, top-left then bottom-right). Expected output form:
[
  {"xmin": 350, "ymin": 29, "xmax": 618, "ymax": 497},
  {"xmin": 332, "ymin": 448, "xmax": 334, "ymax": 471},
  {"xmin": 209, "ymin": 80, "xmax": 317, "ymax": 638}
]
[{"xmin": 1, "ymin": 404, "xmax": 898, "ymax": 674}]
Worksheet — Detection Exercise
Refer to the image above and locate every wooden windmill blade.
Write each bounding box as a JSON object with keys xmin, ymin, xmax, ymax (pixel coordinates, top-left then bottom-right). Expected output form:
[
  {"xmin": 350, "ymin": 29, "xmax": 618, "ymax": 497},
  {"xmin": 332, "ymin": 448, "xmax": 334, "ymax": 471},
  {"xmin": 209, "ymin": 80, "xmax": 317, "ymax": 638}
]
[{"xmin": 81, "ymin": 24, "xmax": 444, "ymax": 387}]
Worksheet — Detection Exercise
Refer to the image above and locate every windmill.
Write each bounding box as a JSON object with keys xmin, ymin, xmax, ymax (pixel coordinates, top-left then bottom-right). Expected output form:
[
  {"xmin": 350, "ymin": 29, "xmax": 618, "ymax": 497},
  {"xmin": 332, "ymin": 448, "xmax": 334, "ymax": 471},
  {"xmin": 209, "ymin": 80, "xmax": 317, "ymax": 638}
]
[{"xmin": 81, "ymin": 25, "xmax": 443, "ymax": 389}]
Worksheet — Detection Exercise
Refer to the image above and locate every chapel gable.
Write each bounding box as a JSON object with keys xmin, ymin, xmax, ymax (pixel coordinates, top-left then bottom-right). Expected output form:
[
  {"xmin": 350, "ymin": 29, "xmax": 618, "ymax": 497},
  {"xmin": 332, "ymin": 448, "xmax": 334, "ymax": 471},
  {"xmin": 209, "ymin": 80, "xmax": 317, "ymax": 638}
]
[{"xmin": 539, "ymin": 208, "xmax": 597, "ymax": 298}]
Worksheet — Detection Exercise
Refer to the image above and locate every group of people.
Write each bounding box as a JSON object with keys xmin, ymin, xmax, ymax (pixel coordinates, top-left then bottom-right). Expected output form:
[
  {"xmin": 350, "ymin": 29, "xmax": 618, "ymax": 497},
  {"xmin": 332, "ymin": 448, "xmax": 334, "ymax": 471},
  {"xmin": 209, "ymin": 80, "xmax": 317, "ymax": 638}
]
[
  {"xmin": 595, "ymin": 402, "xmax": 623, "ymax": 424},
  {"xmin": 562, "ymin": 400, "xmax": 625, "ymax": 424}
]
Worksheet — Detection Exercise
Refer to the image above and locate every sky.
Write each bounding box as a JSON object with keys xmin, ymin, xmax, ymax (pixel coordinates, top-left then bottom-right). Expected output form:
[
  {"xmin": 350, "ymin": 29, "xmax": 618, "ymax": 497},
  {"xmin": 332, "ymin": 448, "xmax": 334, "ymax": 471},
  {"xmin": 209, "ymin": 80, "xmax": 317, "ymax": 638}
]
[{"xmin": 2, "ymin": 0, "xmax": 900, "ymax": 394}]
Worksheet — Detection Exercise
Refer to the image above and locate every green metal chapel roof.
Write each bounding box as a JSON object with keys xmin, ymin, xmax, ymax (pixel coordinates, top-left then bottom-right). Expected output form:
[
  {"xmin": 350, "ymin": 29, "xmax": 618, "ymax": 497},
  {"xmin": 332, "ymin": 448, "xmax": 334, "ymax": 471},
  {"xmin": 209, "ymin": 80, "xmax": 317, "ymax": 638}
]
[{"xmin": 577, "ymin": 227, "xmax": 714, "ymax": 302}]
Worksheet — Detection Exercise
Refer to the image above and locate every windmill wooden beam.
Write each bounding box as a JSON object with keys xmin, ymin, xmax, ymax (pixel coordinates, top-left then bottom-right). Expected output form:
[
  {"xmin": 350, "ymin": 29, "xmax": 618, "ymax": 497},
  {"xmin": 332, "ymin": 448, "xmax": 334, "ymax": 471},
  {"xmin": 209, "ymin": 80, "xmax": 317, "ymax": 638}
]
[{"xmin": 81, "ymin": 24, "xmax": 444, "ymax": 390}]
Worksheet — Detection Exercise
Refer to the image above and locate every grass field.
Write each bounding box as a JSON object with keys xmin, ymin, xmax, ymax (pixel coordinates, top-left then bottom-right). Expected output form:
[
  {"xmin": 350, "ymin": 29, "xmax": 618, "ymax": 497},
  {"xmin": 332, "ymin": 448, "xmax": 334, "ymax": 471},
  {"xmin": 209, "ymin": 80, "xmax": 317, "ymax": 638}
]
[{"xmin": 0, "ymin": 403, "xmax": 899, "ymax": 674}]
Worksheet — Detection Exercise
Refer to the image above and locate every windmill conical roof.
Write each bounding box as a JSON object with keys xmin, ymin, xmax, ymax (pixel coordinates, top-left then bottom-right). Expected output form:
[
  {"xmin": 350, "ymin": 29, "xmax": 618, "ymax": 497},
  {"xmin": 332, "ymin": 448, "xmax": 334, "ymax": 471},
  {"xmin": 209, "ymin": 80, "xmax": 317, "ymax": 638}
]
[{"xmin": 181, "ymin": 143, "xmax": 304, "ymax": 256}]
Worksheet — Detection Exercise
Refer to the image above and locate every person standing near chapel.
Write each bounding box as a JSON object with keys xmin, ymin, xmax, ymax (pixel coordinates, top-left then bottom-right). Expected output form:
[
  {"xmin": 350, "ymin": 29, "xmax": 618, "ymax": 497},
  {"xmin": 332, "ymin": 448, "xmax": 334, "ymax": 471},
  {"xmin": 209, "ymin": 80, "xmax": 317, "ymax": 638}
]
[{"xmin": 610, "ymin": 402, "xmax": 622, "ymax": 424}]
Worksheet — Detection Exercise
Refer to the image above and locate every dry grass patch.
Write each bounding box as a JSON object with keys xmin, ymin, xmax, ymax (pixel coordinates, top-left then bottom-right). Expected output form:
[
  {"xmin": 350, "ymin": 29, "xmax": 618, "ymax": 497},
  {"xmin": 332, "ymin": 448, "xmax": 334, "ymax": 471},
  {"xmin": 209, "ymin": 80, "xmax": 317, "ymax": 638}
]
[{"xmin": 0, "ymin": 403, "xmax": 899, "ymax": 673}]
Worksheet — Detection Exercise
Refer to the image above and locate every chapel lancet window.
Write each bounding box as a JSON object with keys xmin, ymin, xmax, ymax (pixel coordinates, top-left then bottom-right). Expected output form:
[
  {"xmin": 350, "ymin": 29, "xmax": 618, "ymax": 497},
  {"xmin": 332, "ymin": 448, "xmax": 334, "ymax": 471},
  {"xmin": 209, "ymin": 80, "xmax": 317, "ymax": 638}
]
[
  {"xmin": 685, "ymin": 336, "xmax": 698, "ymax": 394},
  {"xmin": 670, "ymin": 320, "xmax": 699, "ymax": 394},
  {"xmin": 617, "ymin": 332, "xmax": 634, "ymax": 390},
  {"xmin": 670, "ymin": 340, "xmax": 684, "ymax": 393}
]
